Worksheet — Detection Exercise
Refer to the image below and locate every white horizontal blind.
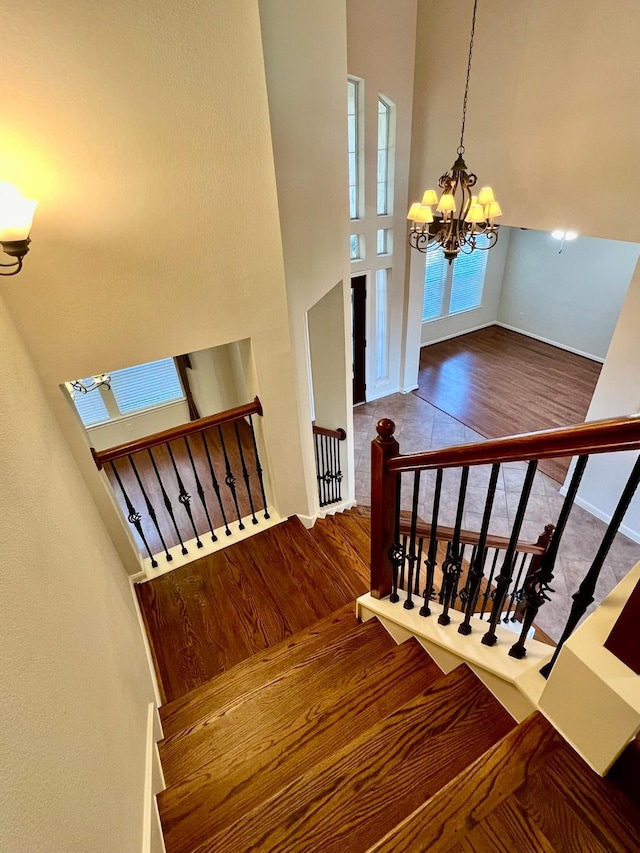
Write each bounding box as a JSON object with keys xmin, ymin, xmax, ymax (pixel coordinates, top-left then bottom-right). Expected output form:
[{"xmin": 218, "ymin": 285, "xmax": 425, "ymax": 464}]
[
  {"xmin": 72, "ymin": 383, "xmax": 110, "ymax": 426},
  {"xmin": 449, "ymin": 234, "xmax": 490, "ymax": 314},
  {"xmin": 422, "ymin": 244, "xmax": 448, "ymax": 322},
  {"xmin": 109, "ymin": 358, "xmax": 184, "ymax": 415}
]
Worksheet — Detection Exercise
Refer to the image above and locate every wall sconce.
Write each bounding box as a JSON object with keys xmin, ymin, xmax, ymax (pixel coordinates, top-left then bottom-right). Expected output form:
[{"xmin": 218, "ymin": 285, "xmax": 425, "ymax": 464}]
[{"xmin": 0, "ymin": 183, "xmax": 37, "ymax": 276}]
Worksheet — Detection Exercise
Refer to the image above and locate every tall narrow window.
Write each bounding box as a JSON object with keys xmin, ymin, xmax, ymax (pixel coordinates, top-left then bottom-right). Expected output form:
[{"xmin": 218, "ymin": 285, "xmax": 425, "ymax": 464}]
[
  {"xmin": 348, "ymin": 79, "xmax": 361, "ymax": 220},
  {"xmin": 377, "ymin": 96, "xmax": 394, "ymax": 216},
  {"xmin": 375, "ymin": 269, "xmax": 389, "ymax": 382}
]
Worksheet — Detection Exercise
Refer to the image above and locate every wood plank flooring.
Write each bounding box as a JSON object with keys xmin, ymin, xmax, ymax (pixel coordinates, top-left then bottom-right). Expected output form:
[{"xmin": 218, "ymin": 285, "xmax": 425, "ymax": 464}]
[
  {"xmin": 136, "ymin": 516, "xmax": 365, "ymax": 703},
  {"xmin": 415, "ymin": 326, "xmax": 601, "ymax": 482}
]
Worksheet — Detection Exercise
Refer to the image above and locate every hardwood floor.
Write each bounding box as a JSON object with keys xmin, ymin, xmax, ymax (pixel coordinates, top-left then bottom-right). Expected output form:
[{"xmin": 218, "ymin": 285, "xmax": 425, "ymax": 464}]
[
  {"xmin": 415, "ymin": 326, "xmax": 602, "ymax": 482},
  {"xmin": 136, "ymin": 515, "xmax": 368, "ymax": 703}
]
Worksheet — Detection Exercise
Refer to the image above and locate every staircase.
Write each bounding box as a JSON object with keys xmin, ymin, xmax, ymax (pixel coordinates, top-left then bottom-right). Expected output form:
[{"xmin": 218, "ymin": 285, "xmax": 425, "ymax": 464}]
[{"xmin": 136, "ymin": 509, "xmax": 640, "ymax": 852}]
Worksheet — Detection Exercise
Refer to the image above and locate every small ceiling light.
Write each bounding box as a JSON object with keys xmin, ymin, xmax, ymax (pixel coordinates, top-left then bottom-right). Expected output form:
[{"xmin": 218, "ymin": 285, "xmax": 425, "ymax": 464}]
[
  {"xmin": 550, "ymin": 229, "xmax": 579, "ymax": 253},
  {"xmin": 407, "ymin": 0, "xmax": 501, "ymax": 263},
  {"xmin": 0, "ymin": 182, "xmax": 37, "ymax": 276}
]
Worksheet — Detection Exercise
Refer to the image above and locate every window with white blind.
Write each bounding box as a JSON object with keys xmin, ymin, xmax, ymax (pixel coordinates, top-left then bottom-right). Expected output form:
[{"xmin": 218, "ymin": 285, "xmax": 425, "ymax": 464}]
[
  {"xmin": 68, "ymin": 358, "xmax": 185, "ymax": 427},
  {"xmin": 422, "ymin": 234, "xmax": 490, "ymax": 323}
]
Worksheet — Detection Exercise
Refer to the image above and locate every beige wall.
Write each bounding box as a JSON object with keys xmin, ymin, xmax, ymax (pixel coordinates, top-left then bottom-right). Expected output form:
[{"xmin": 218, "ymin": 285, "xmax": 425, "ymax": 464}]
[
  {"xmin": 411, "ymin": 0, "xmax": 640, "ymax": 242},
  {"xmin": 0, "ymin": 0, "xmax": 309, "ymax": 568},
  {"xmin": 259, "ymin": 0, "xmax": 352, "ymax": 513},
  {"xmin": 0, "ymin": 298, "xmax": 155, "ymax": 851},
  {"xmin": 347, "ymin": 0, "xmax": 418, "ymax": 395}
]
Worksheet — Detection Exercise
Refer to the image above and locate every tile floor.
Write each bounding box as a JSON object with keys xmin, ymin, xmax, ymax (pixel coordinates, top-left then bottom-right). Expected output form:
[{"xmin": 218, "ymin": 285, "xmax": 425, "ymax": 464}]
[{"xmin": 354, "ymin": 392, "xmax": 640, "ymax": 641}]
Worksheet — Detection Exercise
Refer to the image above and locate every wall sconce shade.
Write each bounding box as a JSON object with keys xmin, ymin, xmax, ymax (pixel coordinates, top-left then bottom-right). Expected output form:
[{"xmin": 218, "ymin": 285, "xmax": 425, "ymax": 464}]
[{"xmin": 0, "ymin": 183, "xmax": 37, "ymax": 276}]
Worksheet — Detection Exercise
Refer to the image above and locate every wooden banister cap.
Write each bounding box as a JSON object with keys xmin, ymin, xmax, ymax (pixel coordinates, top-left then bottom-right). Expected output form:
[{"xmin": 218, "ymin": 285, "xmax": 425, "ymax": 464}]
[{"xmin": 376, "ymin": 418, "xmax": 396, "ymax": 440}]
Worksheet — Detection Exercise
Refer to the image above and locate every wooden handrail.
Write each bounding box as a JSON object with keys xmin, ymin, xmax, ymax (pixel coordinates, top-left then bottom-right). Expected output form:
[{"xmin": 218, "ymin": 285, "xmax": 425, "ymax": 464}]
[
  {"xmin": 92, "ymin": 396, "xmax": 263, "ymax": 469},
  {"xmin": 398, "ymin": 518, "xmax": 546, "ymax": 555},
  {"xmin": 386, "ymin": 413, "xmax": 640, "ymax": 474},
  {"xmin": 312, "ymin": 423, "xmax": 347, "ymax": 441}
]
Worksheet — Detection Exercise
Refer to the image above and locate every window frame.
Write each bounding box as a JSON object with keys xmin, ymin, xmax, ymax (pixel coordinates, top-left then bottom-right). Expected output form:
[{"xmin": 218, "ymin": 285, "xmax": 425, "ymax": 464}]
[{"xmin": 347, "ymin": 77, "xmax": 364, "ymax": 221}]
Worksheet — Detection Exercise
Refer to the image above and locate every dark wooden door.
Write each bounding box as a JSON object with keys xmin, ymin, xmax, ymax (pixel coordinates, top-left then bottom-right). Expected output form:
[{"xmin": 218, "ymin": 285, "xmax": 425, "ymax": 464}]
[{"xmin": 351, "ymin": 275, "xmax": 366, "ymax": 405}]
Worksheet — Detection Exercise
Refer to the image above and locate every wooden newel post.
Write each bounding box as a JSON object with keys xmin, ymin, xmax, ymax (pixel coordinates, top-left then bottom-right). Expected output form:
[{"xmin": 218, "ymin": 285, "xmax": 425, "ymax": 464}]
[{"xmin": 370, "ymin": 418, "xmax": 400, "ymax": 599}]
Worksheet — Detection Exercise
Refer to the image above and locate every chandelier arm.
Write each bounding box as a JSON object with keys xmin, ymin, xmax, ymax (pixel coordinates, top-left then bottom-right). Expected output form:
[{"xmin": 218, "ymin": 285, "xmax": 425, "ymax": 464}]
[
  {"xmin": 0, "ymin": 257, "xmax": 23, "ymax": 276},
  {"xmin": 459, "ymin": 0, "xmax": 478, "ymax": 153}
]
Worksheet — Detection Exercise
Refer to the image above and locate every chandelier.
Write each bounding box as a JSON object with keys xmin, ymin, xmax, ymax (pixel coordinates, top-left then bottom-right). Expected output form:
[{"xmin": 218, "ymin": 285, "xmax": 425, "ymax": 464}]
[
  {"xmin": 65, "ymin": 375, "xmax": 111, "ymax": 397},
  {"xmin": 407, "ymin": 0, "xmax": 502, "ymax": 263}
]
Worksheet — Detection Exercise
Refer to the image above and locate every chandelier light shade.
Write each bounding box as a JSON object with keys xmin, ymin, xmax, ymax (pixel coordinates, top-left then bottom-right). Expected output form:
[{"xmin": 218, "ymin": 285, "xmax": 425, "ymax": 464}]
[
  {"xmin": 407, "ymin": 0, "xmax": 501, "ymax": 263},
  {"xmin": 0, "ymin": 182, "xmax": 37, "ymax": 276}
]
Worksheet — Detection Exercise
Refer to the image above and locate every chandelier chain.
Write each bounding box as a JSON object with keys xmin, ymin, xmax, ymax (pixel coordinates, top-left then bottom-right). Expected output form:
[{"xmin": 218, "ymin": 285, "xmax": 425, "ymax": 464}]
[{"xmin": 459, "ymin": 0, "xmax": 478, "ymax": 154}]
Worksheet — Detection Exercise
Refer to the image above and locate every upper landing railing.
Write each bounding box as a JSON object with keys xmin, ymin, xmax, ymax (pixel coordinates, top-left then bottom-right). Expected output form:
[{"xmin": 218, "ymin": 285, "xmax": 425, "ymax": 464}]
[
  {"xmin": 312, "ymin": 423, "xmax": 347, "ymax": 508},
  {"xmin": 92, "ymin": 397, "xmax": 269, "ymax": 568},
  {"xmin": 371, "ymin": 414, "xmax": 640, "ymax": 676}
]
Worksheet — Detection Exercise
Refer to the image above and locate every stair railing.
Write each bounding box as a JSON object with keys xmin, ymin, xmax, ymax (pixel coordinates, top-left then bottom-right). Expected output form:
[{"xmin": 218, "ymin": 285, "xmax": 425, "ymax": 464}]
[
  {"xmin": 371, "ymin": 414, "xmax": 640, "ymax": 675},
  {"xmin": 92, "ymin": 397, "xmax": 270, "ymax": 567},
  {"xmin": 312, "ymin": 423, "xmax": 346, "ymax": 508}
]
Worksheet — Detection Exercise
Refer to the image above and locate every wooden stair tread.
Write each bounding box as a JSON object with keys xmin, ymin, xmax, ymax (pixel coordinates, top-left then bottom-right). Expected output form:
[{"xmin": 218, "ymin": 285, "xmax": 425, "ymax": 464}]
[
  {"xmin": 139, "ymin": 517, "xmax": 363, "ymax": 704},
  {"xmin": 199, "ymin": 665, "xmax": 515, "ymax": 853},
  {"xmin": 160, "ymin": 616, "xmax": 395, "ymax": 782},
  {"xmin": 368, "ymin": 712, "xmax": 561, "ymax": 853},
  {"xmin": 307, "ymin": 513, "xmax": 370, "ymax": 596},
  {"xmin": 159, "ymin": 635, "xmax": 442, "ymax": 850},
  {"xmin": 160, "ymin": 601, "xmax": 358, "ymax": 737}
]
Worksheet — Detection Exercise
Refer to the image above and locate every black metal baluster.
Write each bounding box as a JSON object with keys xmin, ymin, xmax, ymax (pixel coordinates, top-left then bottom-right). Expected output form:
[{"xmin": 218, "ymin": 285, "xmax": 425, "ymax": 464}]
[
  {"xmin": 404, "ymin": 471, "xmax": 421, "ymax": 610},
  {"xmin": 167, "ymin": 442, "xmax": 203, "ymax": 548},
  {"xmin": 461, "ymin": 545, "xmax": 478, "ymax": 600},
  {"xmin": 148, "ymin": 447, "xmax": 188, "ymax": 555},
  {"xmin": 451, "ymin": 543, "xmax": 466, "ymax": 608},
  {"xmin": 415, "ymin": 537, "xmax": 424, "ymax": 596},
  {"xmin": 510, "ymin": 456, "xmax": 588, "ymax": 660},
  {"xmin": 218, "ymin": 425, "xmax": 244, "ymax": 529},
  {"xmin": 320, "ymin": 435, "xmax": 327, "ymax": 507},
  {"xmin": 459, "ymin": 463, "xmax": 500, "ymax": 635},
  {"xmin": 400, "ymin": 534, "xmax": 408, "ymax": 590},
  {"xmin": 420, "ymin": 468, "xmax": 443, "ymax": 617},
  {"xmin": 439, "ymin": 543, "xmax": 451, "ymax": 604},
  {"xmin": 540, "ymin": 454, "xmax": 640, "ymax": 677},
  {"xmin": 483, "ymin": 460, "xmax": 538, "ymax": 646},
  {"xmin": 249, "ymin": 415, "xmax": 270, "ymax": 519},
  {"xmin": 314, "ymin": 432, "xmax": 323, "ymax": 506},
  {"xmin": 480, "ymin": 549, "xmax": 500, "ymax": 619},
  {"xmin": 129, "ymin": 455, "xmax": 172, "ymax": 563},
  {"xmin": 335, "ymin": 436, "xmax": 344, "ymax": 502},
  {"xmin": 234, "ymin": 421, "xmax": 258, "ymax": 525},
  {"xmin": 439, "ymin": 466, "xmax": 470, "ymax": 626},
  {"xmin": 184, "ymin": 436, "xmax": 217, "ymax": 542},
  {"xmin": 109, "ymin": 461, "xmax": 157, "ymax": 567},
  {"xmin": 504, "ymin": 552, "xmax": 528, "ymax": 622},
  {"xmin": 328, "ymin": 436, "xmax": 335, "ymax": 504},
  {"xmin": 202, "ymin": 431, "xmax": 232, "ymax": 537},
  {"xmin": 324, "ymin": 436, "xmax": 331, "ymax": 505}
]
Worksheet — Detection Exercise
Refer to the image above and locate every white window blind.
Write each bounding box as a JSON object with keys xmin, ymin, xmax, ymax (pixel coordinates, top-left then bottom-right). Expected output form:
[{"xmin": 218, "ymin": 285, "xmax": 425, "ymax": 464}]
[
  {"xmin": 109, "ymin": 358, "xmax": 184, "ymax": 415},
  {"xmin": 72, "ymin": 383, "xmax": 110, "ymax": 426},
  {"xmin": 422, "ymin": 244, "xmax": 448, "ymax": 322},
  {"xmin": 449, "ymin": 235, "xmax": 490, "ymax": 314}
]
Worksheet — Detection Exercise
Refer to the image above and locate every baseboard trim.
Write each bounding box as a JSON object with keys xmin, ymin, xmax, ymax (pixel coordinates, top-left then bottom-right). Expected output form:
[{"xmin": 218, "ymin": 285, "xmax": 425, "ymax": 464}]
[
  {"xmin": 420, "ymin": 320, "xmax": 495, "ymax": 349},
  {"xmin": 495, "ymin": 322, "xmax": 605, "ymax": 364},
  {"xmin": 296, "ymin": 513, "xmax": 317, "ymax": 530},
  {"xmin": 129, "ymin": 576, "xmax": 163, "ymax": 707},
  {"xmin": 366, "ymin": 384, "xmax": 401, "ymax": 402},
  {"xmin": 400, "ymin": 384, "xmax": 419, "ymax": 394},
  {"xmin": 557, "ymin": 490, "xmax": 640, "ymax": 544},
  {"xmin": 142, "ymin": 703, "xmax": 165, "ymax": 853}
]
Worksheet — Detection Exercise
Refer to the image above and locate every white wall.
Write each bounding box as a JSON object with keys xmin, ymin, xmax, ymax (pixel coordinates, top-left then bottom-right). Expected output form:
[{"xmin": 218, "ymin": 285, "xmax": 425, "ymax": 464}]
[
  {"xmin": 347, "ymin": 0, "xmax": 418, "ymax": 396},
  {"xmin": 0, "ymin": 0, "xmax": 309, "ymax": 571},
  {"xmin": 419, "ymin": 226, "xmax": 510, "ymax": 347},
  {"xmin": 411, "ymin": 0, "xmax": 640, "ymax": 243},
  {"xmin": 259, "ymin": 0, "xmax": 353, "ymax": 516},
  {"xmin": 0, "ymin": 298, "xmax": 156, "ymax": 851},
  {"xmin": 498, "ymin": 229, "xmax": 640, "ymax": 361},
  {"xmin": 571, "ymin": 258, "xmax": 640, "ymax": 541},
  {"xmin": 188, "ymin": 344, "xmax": 243, "ymax": 419}
]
